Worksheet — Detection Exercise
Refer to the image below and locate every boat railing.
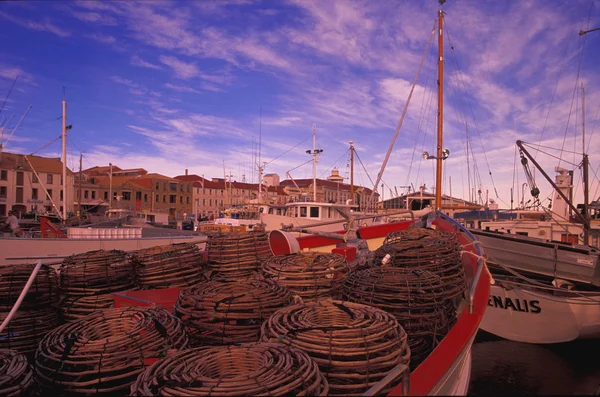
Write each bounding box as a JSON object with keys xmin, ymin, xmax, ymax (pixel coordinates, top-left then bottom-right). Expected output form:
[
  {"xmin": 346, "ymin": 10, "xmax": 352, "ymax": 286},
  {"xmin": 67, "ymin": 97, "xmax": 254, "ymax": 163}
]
[{"xmin": 361, "ymin": 362, "xmax": 410, "ymax": 396}]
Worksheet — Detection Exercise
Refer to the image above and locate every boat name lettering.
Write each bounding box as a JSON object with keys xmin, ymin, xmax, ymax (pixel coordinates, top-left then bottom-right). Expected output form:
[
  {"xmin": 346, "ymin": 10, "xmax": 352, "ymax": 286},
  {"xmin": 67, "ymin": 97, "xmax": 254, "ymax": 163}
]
[{"xmin": 487, "ymin": 295, "xmax": 541, "ymax": 314}]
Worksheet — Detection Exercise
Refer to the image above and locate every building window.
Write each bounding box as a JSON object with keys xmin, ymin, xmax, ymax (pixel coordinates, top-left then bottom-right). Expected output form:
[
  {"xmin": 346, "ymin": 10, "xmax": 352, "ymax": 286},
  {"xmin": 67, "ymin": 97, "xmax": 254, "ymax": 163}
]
[
  {"xmin": 15, "ymin": 187, "xmax": 23, "ymax": 203},
  {"xmin": 187, "ymin": 185, "xmax": 190, "ymax": 193},
  {"xmin": 47, "ymin": 174, "xmax": 53, "ymax": 184},
  {"xmin": 16, "ymin": 171, "xmax": 24, "ymax": 186},
  {"xmin": 136, "ymin": 191, "xmax": 142, "ymax": 200},
  {"xmin": 170, "ymin": 183, "xmax": 177, "ymax": 192},
  {"xmin": 156, "ymin": 183, "xmax": 159, "ymax": 190},
  {"xmin": 60, "ymin": 190, "xmax": 63, "ymax": 201},
  {"xmin": 92, "ymin": 191, "xmax": 96, "ymax": 199},
  {"xmin": 144, "ymin": 194, "xmax": 148, "ymax": 202},
  {"xmin": 209, "ymin": 199, "xmax": 212, "ymax": 206},
  {"xmin": 156, "ymin": 194, "xmax": 159, "ymax": 202},
  {"xmin": 123, "ymin": 192, "xmax": 131, "ymax": 201},
  {"xmin": 179, "ymin": 196, "xmax": 183, "ymax": 204},
  {"xmin": 179, "ymin": 184, "xmax": 183, "ymax": 192},
  {"xmin": 0, "ymin": 186, "xmax": 6, "ymax": 198},
  {"xmin": 47, "ymin": 189, "xmax": 53, "ymax": 200},
  {"xmin": 0, "ymin": 204, "xmax": 5, "ymax": 216},
  {"xmin": 163, "ymin": 195, "xmax": 166, "ymax": 203},
  {"xmin": 104, "ymin": 192, "xmax": 108, "ymax": 200},
  {"xmin": 170, "ymin": 195, "xmax": 176, "ymax": 204},
  {"xmin": 203, "ymin": 199, "xmax": 206, "ymax": 206},
  {"xmin": 84, "ymin": 190, "xmax": 89, "ymax": 199},
  {"xmin": 32, "ymin": 188, "xmax": 38, "ymax": 200},
  {"xmin": 0, "ymin": 170, "xmax": 6, "ymax": 181},
  {"xmin": 186, "ymin": 197, "xmax": 190, "ymax": 204},
  {"xmin": 163, "ymin": 183, "xmax": 167, "ymax": 191}
]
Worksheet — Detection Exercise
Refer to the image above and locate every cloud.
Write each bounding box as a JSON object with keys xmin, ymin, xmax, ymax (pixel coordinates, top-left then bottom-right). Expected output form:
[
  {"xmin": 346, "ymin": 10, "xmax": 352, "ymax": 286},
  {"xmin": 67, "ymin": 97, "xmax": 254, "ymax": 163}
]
[
  {"xmin": 70, "ymin": 11, "xmax": 118, "ymax": 25},
  {"xmin": 0, "ymin": 64, "xmax": 35, "ymax": 85},
  {"xmin": 0, "ymin": 11, "xmax": 70, "ymax": 38},
  {"xmin": 159, "ymin": 55, "xmax": 199, "ymax": 79},
  {"xmin": 131, "ymin": 55, "xmax": 162, "ymax": 70},
  {"xmin": 164, "ymin": 83, "xmax": 202, "ymax": 94},
  {"xmin": 85, "ymin": 33, "xmax": 116, "ymax": 45}
]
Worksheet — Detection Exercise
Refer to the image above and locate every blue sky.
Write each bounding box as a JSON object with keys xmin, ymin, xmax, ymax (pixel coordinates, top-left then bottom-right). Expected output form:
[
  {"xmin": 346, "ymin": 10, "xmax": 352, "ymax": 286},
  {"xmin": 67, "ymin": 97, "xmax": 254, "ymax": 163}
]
[{"xmin": 1, "ymin": 0, "xmax": 600, "ymax": 209}]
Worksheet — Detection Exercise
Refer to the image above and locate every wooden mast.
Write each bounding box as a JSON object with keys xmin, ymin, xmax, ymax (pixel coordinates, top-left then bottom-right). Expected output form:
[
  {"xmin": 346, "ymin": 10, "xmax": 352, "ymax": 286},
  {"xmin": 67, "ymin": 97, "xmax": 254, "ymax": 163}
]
[
  {"xmin": 78, "ymin": 153, "xmax": 82, "ymax": 217},
  {"xmin": 435, "ymin": 8, "xmax": 444, "ymax": 211},
  {"xmin": 350, "ymin": 140, "xmax": 354, "ymax": 207},
  {"xmin": 582, "ymin": 83, "xmax": 589, "ymax": 244}
]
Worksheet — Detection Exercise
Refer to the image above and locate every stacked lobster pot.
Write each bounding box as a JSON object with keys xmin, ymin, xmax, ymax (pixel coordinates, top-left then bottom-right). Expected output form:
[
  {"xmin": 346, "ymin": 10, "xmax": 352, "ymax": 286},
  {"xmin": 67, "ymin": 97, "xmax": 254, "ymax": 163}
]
[
  {"xmin": 130, "ymin": 242, "xmax": 207, "ymax": 289},
  {"xmin": 35, "ymin": 306, "xmax": 188, "ymax": 395},
  {"xmin": 341, "ymin": 228, "xmax": 468, "ymax": 369},
  {"xmin": 0, "ymin": 264, "xmax": 60, "ymax": 356},
  {"xmin": 0, "ymin": 349, "xmax": 35, "ymax": 395},
  {"xmin": 131, "ymin": 342, "xmax": 329, "ymax": 396},
  {"xmin": 261, "ymin": 299, "xmax": 410, "ymax": 396},
  {"xmin": 58, "ymin": 250, "xmax": 137, "ymax": 321},
  {"xmin": 175, "ymin": 277, "xmax": 293, "ymax": 346},
  {"xmin": 206, "ymin": 231, "xmax": 272, "ymax": 279},
  {"xmin": 261, "ymin": 252, "xmax": 350, "ymax": 301}
]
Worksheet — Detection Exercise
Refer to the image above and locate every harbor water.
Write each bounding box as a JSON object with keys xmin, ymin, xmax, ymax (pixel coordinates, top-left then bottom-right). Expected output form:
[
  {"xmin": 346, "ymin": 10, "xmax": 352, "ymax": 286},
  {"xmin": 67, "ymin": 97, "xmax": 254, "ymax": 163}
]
[{"xmin": 468, "ymin": 331, "xmax": 600, "ymax": 395}]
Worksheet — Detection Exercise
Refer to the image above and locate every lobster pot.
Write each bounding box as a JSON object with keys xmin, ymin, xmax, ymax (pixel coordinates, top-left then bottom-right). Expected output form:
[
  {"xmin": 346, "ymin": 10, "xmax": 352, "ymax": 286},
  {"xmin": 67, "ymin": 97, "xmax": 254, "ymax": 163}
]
[
  {"xmin": 34, "ymin": 306, "xmax": 188, "ymax": 395},
  {"xmin": 0, "ymin": 349, "xmax": 35, "ymax": 396},
  {"xmin": 206, "ymin": 231, "xmax": 272, "ymax": 279},
  {"xmin": 131, "ymin": 343, "xmax": 329, "ymax": 396},
  {"xmin": 130, "ymin": 243, "xmax": 207, "ymax": 289},
  {"xmin": 175, "ymin": 278, "xmax": 293, "ymax": 346},
  {"xmin": 0, "ymin": 264, "xmax": 60, "ymax": 356},
  {"xmin": 261, "ymin": 252, "xmax": 349, "ymax": 301},
  {"xmin": 260, "ymin": 299, "xmax": 410, "ymax": 396},
  {"xmin": 59, "ymin": 250, "xmax": 138, "ymax": 321},
  {"xmin": 374, "ymin": 230, "xmax": 468, "ymax": 323},
  {"xmin": 0, "ymin": 309, "xmax": 60, "ymax": 356},
  {"xmin": 341, "ymin": 267, "xmax": 461, "ymax": 369}
]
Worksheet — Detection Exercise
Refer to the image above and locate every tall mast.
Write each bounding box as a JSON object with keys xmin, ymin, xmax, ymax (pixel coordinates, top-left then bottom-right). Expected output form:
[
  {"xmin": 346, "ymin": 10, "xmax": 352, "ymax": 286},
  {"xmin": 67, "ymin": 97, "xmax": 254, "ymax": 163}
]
[
  {"xmin": 582, "ymin": 83, "xmax": 589, "ymax": 244},
  {"xmin": 78, "ymin": 153, "xmax": 82, "ymax": 217},
  {"xmin": 306, "ymin": 124, "xmax": 322, "ymax": 202},
  {"xmin": 61, "ymin": 99, "xmax": 67, "ymax": 221},
  {"xmin": 349, "ymin": 140, "xmax": 354, "ymax": 207},
  {"xmin": 435, "ymin": 8, "xmax": 444, "ymax": 211}
]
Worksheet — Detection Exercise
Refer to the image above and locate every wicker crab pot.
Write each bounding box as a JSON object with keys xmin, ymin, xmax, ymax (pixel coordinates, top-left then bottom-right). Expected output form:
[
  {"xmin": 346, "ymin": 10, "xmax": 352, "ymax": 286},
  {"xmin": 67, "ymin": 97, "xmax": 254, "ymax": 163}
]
[
  {"xmin": 0, "ymin": 264, "xmax": 60, "ymax": 355},
  {"xmin": 130, "ymin": 342, "xmax": 329, "ymax": 396},
  {"xmin": 175, "ymin": 278, "xmax": 293, "ymax": 346},
  {"xmin": 357, "ymin": 228, "xmax": 468, "ymax": 369},
  {"xmin": 260, "ymin": 299, "xmax": 410, "ymax": 396},
  {"xmin": 59, "ymin": 250, "xmax": 138, "ymax": 321},
  {"xmin": 34, "ymin": 306, "xmax": 188, "ymax": 395},
  {"xmin": 0, "ymin": 349, "xmax": 35, "ymax": 396},
  {"xmin": 261, "ymin": 252, "xmax": 350, "ymax": 301},
  {"xmin": 206, "ymin": 231, "xmax": 272, "ymax": 279},
  {"xmin": 130, "ymin": 243, "xmax": 207, "ymax": 289}
]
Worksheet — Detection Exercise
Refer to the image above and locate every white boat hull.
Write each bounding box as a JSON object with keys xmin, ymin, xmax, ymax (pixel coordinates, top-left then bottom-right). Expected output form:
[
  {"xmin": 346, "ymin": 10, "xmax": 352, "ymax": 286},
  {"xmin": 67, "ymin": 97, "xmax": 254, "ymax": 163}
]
[
  {"xmin": 481, "ymin": 284, "xmax": 600, "ymax": 343},
  {"xmin": 0, "ymin": 236, "xmax": 208, "ymax": 265}
]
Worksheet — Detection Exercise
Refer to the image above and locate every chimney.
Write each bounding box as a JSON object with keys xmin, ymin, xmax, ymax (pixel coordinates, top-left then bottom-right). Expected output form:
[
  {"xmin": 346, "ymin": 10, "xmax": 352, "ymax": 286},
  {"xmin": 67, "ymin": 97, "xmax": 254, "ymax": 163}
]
[{"xmin": 185, "ymin": 169, "xmax": 188, "ymax": 176}]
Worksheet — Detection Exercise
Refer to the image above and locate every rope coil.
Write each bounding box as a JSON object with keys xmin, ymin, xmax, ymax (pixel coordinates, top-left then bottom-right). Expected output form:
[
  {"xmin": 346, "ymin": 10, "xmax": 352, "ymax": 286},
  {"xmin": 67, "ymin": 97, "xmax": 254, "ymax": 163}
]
[
  {"xmin": 175, "ymin": 278, "xmax": 293, "ymax": 346},
  {"xmin": 130, "ymin": 342, "xmax": 329, "ymax": 396},
  {"xmin": 34, "ymin": 306, "xmax": 188, "ymax": 395},
  {"xmin": 0, "ymin": 349, "xmax": 34, "ymax": 396},
  {"xmin": 260, "ymin": 299, "xmax": 410, "ymax": 396},
  {"xmin": 261, "ymin": 253, "xmax": 350, "ymax": 301},
  {"xmin": 130, "ymin": 243, "xmax": 207, "ymax": 289}
]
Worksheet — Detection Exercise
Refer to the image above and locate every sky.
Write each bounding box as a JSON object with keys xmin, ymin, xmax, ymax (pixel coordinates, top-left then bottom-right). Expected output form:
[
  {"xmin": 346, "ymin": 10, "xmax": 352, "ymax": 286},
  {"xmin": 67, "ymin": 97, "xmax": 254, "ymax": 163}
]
[{"xmin": 1, "ymin": 0, "xmax": 600, "ymax": 210}]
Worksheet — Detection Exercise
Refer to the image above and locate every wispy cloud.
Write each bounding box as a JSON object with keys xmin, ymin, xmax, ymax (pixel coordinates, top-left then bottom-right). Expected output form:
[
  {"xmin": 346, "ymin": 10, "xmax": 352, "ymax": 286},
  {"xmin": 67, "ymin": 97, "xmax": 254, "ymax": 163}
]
[
  {"xmin": 0, "ymin": 11, "xmax": 70, "ymax": 38},
  {"xmin": 164, "ymin": 83, "xmax": 202, "ymax": 94},
  {"xmin": 70, "ymin": 11, "xmax": 118, "ymax": 25},
  {"xmin": 0, "ymin": 64, "xmax": 36, "ymax": 85},
  {"xmin": 159, "ymin": 55, "xmax": 199, "ymax": 79},
  {"xmin": 131, "ymin": 55, "xmax": 162, "ymax": 70},
  {"xmin": 85, "ymin": 33, "xmax": 116, "ymax": 45}
]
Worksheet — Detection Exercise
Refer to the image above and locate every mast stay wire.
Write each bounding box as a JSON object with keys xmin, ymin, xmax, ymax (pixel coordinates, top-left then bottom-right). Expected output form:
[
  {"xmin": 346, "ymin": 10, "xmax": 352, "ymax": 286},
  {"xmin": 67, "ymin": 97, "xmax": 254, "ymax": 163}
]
[
  {"xmin": 405, "ymin": 39, "xmax": 436, "ymax": 187},
  {"xmin": 558, "ymin": 12, "xmax": 592, "ymax": 169},
  {"xmin": 445, "ymin": 24, "xmax": 499, "ymax": 200}
]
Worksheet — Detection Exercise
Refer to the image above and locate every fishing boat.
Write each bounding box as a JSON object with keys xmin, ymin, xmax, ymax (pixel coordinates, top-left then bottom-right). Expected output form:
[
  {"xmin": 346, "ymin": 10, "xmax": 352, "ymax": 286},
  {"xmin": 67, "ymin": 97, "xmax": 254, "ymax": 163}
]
[
  {"xmin": 114, "ymin": 7, "xmax": 492, "ymax": 395},
  {"xmin": 465, "ymin": 140, "xmax": 600, "ymax": 343}
]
